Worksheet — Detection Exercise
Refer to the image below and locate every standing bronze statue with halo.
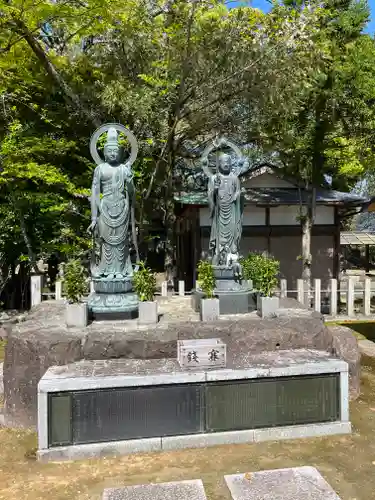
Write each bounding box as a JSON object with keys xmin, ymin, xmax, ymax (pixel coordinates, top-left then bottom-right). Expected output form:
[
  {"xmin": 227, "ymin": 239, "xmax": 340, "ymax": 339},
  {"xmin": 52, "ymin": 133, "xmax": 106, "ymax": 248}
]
[
  {"xmin": 201, "ymin": 137, "xmax": 249, "ymax": 267},
  {"xmin": 87, "ymin": 123, "xmax": 139, "ymax": 318},
  {"xmin": 193, "ymin": 136, "xmax": 256, "ymax": 315}
]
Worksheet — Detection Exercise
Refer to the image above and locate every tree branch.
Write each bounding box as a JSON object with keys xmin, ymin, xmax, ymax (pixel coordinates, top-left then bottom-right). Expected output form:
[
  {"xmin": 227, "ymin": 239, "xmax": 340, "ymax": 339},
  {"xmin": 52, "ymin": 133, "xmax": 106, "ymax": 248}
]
[{"xmin": 11, "ymin": 18, "xmax": 100, "ymax": 128}]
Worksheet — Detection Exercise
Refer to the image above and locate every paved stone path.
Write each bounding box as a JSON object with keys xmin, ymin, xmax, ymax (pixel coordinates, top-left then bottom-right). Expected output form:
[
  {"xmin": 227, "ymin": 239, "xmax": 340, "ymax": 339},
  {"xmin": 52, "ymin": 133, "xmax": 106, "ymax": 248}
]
[
  {"xmin": 225, "ymin": 467, "xmax": 341, "ymax": 499},
  {"xmin": 102, "ymin": 480, "xmax": 207, "ymax": 500}
]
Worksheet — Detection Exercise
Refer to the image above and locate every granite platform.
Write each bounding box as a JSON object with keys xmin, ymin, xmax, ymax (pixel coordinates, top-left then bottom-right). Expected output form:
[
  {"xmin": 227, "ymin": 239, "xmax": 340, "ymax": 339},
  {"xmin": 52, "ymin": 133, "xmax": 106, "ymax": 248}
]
[
  {"xmin": 224, "ymin": 466, "xmax": 341, "ymax": 499},
  {"xmin": 37, "ymin": 349, "xmax": 351, "ymax": 462},
  {"xmin": 102, "ymin": 480, "xmax": 207, "ymax": 500},
  {"xmin": 38, "ymin": 348, "xmax": 348, "ymax": 392}
]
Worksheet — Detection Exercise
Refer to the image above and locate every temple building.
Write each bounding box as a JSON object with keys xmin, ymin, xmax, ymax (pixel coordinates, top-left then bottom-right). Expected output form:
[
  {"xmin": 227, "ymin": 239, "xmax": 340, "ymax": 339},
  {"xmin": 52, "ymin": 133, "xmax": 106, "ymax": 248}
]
[{"xmin": 174, "ymin": 164, "xmax": 368, "ymax": 291}]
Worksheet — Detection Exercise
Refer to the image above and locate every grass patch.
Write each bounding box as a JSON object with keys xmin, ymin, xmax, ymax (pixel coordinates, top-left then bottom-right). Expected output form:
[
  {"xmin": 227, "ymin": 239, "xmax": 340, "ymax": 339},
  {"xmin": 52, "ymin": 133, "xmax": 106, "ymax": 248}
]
[
  {"xmin": 0, "ymin": 359, "xmax": 375, "ymax": 499},
  {"xmin": 326, "ymin": 320, "xmax": 375, "ymax": 341},
  {"xmin": 0, "ymin": 340, "xmax": 7, "ymax": 362}
]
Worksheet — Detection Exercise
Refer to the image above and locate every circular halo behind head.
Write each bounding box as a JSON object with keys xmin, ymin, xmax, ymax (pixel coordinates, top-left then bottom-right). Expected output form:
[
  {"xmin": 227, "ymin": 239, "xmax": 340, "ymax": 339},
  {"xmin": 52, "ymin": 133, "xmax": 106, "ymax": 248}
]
[
  {"xmin": 90, "ymin": 123, "xmax": 139, "ymax": 167},
  {"xmin": 201, "ymin": 137, "xmax": 242, "ymax": 177}
]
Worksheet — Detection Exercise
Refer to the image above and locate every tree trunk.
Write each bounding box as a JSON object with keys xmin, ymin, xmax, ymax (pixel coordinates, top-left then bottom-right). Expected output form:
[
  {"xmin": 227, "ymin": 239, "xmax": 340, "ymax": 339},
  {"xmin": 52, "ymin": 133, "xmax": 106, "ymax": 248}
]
[
  {"xmin": 9, "ymin": 194, "xmax": 39, "ymax": 274},
  {"xmin": 301, "ymin": 187, "xmax": 315, "ymax": 306},
  {"xmin": 164, "ymin": 141, "xmax": 176, "ymax": 290}
]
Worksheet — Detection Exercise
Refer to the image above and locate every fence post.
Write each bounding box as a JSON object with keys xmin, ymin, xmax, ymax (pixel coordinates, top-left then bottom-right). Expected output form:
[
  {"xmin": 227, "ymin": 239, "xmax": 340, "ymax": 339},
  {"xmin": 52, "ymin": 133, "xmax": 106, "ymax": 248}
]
[
  {"xmin": 280, "ymin": 279, "xmax": 287, "ymax": 299},
  {"xmin": 161, "ymin": 281, "xmax": 168, "ymax": 297},
  {"xmin": 329, "ymin": 279, "xmax": 337, "ymax": 317},
  {"xmin": 55, "ymin": 281, "xmax": 62, "ymax": 301},
  {"xmin": 297, "ymin": 279, "xmax": 304, "ymax": 304},
  {"xmin": 178, "ymin": 280, "xmax": 185, "ymax": 296},
  {"xmin": 30, "ymin": 275, "xmax": 42, "ymax": 307},
  {"xmin": 314, "ymin": 279, "xmax": 321, "ymax": 313},
  {"xmin": 363, "ymin": 278, "xmax": 371, "ymax": 316},
  {"xmin": 346, "ymin": 277, "xmax": 355, "ymax": 317}
]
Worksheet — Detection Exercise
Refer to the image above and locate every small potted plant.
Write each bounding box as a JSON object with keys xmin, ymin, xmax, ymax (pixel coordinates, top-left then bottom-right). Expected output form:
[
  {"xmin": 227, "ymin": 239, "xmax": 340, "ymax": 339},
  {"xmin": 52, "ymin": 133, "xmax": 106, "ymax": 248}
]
[
  {"xmin": 257, "ymin": 256, "xmax": 280, "ymax": 318},
  {"xmin": 63, "ymin": 259, "xmax": 88, "ymax": 327},
  {"xmin": 197, "ymin": 260, "xmax": 219, "ymax": 321},
  {"xmin": 240, "ymin": 252, "xmax": 264, "ymax": 290},
  {"xmin": 133, "ymin": 261, "xmax": 158, "ymax": 324}
]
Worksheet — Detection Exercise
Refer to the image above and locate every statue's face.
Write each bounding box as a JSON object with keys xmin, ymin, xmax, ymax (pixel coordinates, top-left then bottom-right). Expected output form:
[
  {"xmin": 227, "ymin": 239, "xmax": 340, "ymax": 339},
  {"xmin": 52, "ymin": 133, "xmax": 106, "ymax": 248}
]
[
  {"xmin": 104, "ymin": 145, "xmax": 121, "ymax": 164},
  {"xmin": 218, "ymin": 154, "xmax": 232, "ymax": 174}
]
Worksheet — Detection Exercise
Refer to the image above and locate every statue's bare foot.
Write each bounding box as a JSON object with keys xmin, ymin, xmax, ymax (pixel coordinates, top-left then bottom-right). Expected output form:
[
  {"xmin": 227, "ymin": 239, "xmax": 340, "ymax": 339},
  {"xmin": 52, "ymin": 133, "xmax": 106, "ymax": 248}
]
[
  {"xmin": 108, "ymin": 273, "xmax": 115, "ymax": 279},
  {"xmin": 115, "ymin": 273, "xmax": 124, "ymax": 279}
]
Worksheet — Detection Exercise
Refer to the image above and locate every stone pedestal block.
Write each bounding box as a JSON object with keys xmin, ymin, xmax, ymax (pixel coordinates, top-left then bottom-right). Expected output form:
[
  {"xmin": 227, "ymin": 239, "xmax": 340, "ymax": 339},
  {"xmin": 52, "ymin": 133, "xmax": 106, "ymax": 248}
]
[
  {"xmin": 200, "ymin": 298, "xmax": 219, "ymax": 321},
  {"xmin": 65, "ymin": 303, "xmax": 88, "ymax": 328},
  {"xmin": 138, "ymin": 301, "xmax": 158, "ymax": 324},
  {"xmin": 258, "ymin": 296, "xmax": 279, "ymax": 318}
]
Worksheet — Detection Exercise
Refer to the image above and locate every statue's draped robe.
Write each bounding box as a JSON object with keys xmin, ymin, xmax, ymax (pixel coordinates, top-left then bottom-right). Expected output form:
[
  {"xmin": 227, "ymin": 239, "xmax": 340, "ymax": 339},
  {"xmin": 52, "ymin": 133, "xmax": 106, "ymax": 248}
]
[
  {"xmin": 91, "ymin": 163, "xmax": 133, "ymax": 277},
  {"xmin": 208, "ymin": 172, "xmax": 242, "ymax": 265}
]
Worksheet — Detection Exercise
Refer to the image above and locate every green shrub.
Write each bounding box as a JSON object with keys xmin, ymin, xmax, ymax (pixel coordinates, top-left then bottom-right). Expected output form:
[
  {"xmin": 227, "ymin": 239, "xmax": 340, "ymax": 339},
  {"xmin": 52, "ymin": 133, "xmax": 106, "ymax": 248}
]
[
  {"xmin": 240, "ymin": 252, "xmax": 264, "ymax": 289},
  {"xmin": 197, "ymin": 260, "xmax": 216, "ymax": 299},
  {"xmin": 257, "ymin": 256, "xmax": 280, "ymax": 297},
  {"xmin": 63, "ymin": 259, "xmax": 87, "ymax": 303},
  {"xmin": 133, "ymin": 261, "xmax": 156, "ymax": 302}
]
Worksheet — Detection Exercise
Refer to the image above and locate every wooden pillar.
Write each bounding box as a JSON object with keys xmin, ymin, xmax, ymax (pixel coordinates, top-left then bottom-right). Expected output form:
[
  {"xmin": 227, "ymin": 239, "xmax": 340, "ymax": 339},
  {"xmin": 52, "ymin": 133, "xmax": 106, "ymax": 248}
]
[
  {"xmin": 266, "ymin": 207, "xmax": 271, "ymax": 255},
  {"xmin": 192, "ymin": 206, "xmax": 200, "ymax": 288},
  {"xmin": 30, "ymin": 275, "xmax": 42, "ymax": 307},
  {"xmin": 333, "ymin": 207, "xmax": 340, "ymax": 280},
  {"xmin": 55, "ymin": 281, "xmax": 62, "ymax": 300},
  {"xmin": 363, "ymin": 277, "xmax": 371, "ymax": 316},
  {"xmin": 297, "ymin": 279, "xmax": 304, "ymax": 304},
  {"xmin": 314, "ymin": 278, "xmax": 321, "ymax": 313},
  {"xmin": 329, "ymin": 279, "xmax": 338, "ymax": 316},
  {"xmin": 365, "ymin": 244, "xmax": 370, "ymax": 273},
  {"xmin": 280, "ymin": 279, "xmax": 287, "ymax": 298},
  {"xmin": 346, "ymin": 277, "xmax": 355, "ymax": 317}
]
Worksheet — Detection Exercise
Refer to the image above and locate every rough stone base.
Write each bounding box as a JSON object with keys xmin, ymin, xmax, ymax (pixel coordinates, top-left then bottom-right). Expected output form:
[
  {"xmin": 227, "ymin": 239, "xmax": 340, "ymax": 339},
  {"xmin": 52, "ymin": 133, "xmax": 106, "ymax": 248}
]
[
  {"xmin": 327, "ymin": 324, "xmax": 361, "ymax": 400},
  {"xmin": 3, "ymin": 298, "xmax": 360, "ymax": 427}
]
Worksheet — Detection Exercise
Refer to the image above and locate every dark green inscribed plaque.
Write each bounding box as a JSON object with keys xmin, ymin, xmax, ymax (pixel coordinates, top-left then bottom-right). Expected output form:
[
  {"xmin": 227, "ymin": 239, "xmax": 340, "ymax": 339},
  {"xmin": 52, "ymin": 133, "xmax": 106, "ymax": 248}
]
[
  {"xmin": 205, "ymin": 374, "xmax": 340, "ymax": 432},
  {"xmin": 49, "ymin": 393, "xmax": 72, "ymax": 446}
]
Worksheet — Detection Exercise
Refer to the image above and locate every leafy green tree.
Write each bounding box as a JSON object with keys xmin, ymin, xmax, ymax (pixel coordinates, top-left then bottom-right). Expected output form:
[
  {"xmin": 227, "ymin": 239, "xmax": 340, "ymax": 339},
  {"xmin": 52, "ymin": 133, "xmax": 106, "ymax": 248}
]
[{"xmin": 256, "ymin": 0, "xmax": 375, "ymax": 297}]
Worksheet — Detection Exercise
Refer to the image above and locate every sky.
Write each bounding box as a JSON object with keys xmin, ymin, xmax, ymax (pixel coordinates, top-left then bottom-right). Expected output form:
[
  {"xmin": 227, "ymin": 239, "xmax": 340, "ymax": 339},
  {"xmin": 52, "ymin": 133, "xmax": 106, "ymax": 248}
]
[{"xmin": 228, "ymin": 0, "xmax": 375, "ymax": 34}]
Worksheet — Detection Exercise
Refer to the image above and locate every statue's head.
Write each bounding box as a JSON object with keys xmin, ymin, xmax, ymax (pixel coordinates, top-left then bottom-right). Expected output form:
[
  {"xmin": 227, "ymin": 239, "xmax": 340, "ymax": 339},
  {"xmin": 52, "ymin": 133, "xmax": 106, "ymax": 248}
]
[
  {"xmin": 104, "ymin": 127, "xmax": 122, "ymax": 165},
  {"xmin": 218, "ymin": 153, "xmax": 232, "ymax": 174}
]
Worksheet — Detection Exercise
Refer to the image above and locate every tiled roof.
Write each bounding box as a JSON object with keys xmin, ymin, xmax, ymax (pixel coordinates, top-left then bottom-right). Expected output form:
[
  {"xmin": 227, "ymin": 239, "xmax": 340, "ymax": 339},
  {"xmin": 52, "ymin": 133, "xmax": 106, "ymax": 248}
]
[
  {"xmin": 174, "ymin": 187, "xmax": 368, "ymax": 206},
  {"xmin": 341, "ymin": 232, "xmax": 375, "ymax": 245}
]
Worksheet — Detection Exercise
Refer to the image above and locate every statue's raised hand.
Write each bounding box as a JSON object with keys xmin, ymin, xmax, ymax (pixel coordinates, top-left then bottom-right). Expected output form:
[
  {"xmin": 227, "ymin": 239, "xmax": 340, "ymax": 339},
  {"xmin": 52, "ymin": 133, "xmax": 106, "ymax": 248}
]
[{"xmin": 87, "ymin": 219, "xmax": 97, "ymax": 233}]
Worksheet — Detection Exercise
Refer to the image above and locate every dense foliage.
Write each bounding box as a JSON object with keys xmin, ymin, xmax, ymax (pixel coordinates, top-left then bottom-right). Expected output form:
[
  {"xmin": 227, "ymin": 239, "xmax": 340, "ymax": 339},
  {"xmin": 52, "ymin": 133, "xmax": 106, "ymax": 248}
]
[
  {"xmin": 241, "ymin": 252, "xmax": 265, "ymax": 289},
  {"xmin": 257, "ymin": 256, "xmax": 280, "ymax": 297},
  {"xmin": 133, "ymin": 261, "xmax": 157, "ymax": 302},
  {"xmin": 1, "ymin": 0, "xmax": 375, "ymax": 305},
  {"xmin": 63, "ymin": 259, "xmax": 87, "ymax": 303},
  {"xmin": 197, "ymin": 259, "xmax": 216, "ymax": 299}
]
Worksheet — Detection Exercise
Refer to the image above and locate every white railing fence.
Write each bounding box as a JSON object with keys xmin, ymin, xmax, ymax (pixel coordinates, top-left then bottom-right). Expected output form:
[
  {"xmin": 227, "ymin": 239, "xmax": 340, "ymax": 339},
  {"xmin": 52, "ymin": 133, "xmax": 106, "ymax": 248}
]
[{"xmin": 30, "ymin": 275, "xmax": 375, "ymax": 318}]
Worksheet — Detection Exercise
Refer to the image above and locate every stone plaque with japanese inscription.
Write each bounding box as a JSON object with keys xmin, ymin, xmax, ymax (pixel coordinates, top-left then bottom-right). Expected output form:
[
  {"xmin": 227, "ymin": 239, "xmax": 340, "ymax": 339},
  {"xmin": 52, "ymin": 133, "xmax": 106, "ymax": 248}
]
[{"xmin": 177, "ymin": 338, "xmax": 226, "ymax": 369}]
